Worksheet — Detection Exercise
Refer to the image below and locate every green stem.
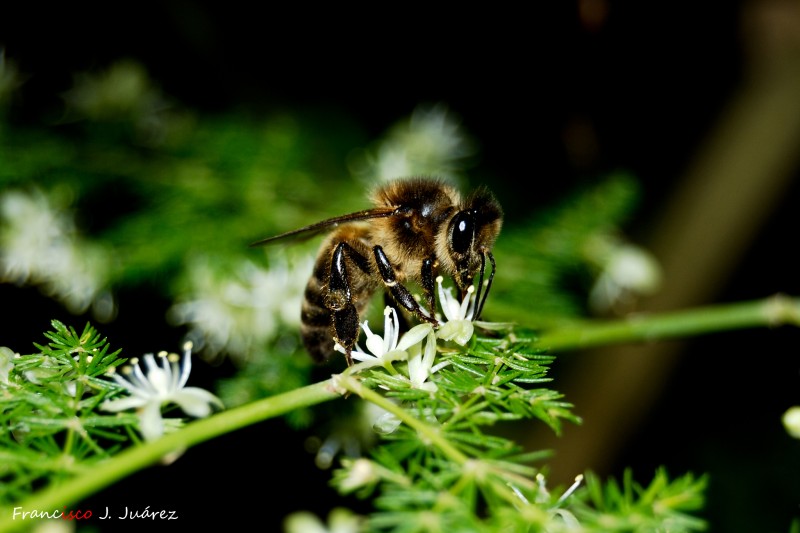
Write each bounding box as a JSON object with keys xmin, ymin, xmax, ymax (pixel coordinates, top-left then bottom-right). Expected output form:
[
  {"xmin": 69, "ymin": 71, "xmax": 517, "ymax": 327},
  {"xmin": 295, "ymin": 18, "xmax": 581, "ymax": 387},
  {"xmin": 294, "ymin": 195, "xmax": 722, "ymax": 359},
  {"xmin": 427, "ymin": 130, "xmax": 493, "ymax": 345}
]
[
  {"xmin": 443, "ymin": 396, "xmax": 487, "ymax": 428},
  {"xmin": 531, "ymin": 294, "xmax": 800, "ymax": 352},
  {"xmin": 336, "ymin": 374, "xmax": 469, "ymax": 465},
  {"xmin": 0, "ymin": 379, "xmax": 339, "ymax": 533},
  {"xmin": 337, "ymin": 375, "xmax": 542, "ymax": 513}
]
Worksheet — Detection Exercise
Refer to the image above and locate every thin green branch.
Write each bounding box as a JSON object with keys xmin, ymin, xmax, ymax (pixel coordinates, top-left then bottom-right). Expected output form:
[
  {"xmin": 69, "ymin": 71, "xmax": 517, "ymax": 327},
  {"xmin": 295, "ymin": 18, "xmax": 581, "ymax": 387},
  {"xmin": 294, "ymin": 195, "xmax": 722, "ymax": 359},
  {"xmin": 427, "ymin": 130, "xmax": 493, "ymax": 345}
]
[
  {"xmin": 532, "ymin": 293, "xmax": 800, "ymax": 352},
  {"xmin": 336, "ymin": 373, "xmax": 469, "ymax": 464},
  {"xmin": 0, "ymin": 379, "xmax": 339, "ymax": 533},
  {"xmin": 336, "ymin": 374, "xmax": 547, "ymax": 517}
]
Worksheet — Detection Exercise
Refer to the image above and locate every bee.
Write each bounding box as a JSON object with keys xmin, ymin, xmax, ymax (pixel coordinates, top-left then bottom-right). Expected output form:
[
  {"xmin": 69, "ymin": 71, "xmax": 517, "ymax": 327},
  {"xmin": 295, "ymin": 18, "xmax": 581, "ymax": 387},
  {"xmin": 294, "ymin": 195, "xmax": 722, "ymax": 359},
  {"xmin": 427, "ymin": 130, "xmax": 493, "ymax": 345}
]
[{"xmin": 251, "ymin": 177, "xmax": 503, "ymax": 365}]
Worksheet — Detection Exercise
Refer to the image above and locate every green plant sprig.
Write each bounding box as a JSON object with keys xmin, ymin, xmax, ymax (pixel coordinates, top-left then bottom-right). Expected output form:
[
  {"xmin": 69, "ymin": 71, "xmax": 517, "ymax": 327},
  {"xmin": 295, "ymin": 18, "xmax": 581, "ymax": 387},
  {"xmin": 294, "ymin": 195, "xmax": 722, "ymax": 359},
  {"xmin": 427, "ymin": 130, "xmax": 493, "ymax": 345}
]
[
  {"xmin": 334, "ymin": 346, "xmax": 568, "ymax": 531},
  {"xmin": 1, "ymin": 294, "xmax": 797, "ymax": 532},
  {"xmin": 0, "ymin": 377, "xmax": 339, "ymax": 533},
  {"xmin": 0, "ymin": 321, "xmax": 127, "ymax": 506}
]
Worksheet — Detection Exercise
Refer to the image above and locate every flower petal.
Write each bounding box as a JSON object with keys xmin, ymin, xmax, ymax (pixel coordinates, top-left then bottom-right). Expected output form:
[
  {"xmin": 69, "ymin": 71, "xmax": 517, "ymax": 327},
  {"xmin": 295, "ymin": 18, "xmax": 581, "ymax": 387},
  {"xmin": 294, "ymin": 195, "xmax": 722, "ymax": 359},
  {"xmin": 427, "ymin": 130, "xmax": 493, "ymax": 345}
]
[
  {"xmin": 422, "ymin": 329, "xmax": 437, "ymax": 368},
  {"xmin": 365, "ymin": 335, "xmax": 385, "ymax": 356},
  {"xmin": 460, "ymin": 285, "xmax": 476, "ymax": 320},
  {"xmin": 110, "ymin": 373, "xmax": 152, "ymax": 400},
  {"xmin": 437, "ymin": 280, "xmax": 458, "ymax": 321},
  {"xmin": 171, "ymin": 387, "xmax": 223, "ymax": 418},
  {"xmin": 417, "ymin": 381, "xmax": 438, "ymax": 393},
  {"xmin": 397, "ymin": 323, "xmax": 433, "ymax": 351},
  {"xmin": 101, "ymin": 396, "xmax": 147, "ymax": 412},
  {"xmin": 407, "ymin": 331, "xmax": 439, "ymax": 391},
  {"xmin": 349, "ymin": 350, "xmax": 379, "ymax": 363},
  {"xmin": 382, "ymin": 307, "xmax": 396, "ymax": 353},
  {"xmin": 373, "ymin": 411, "xmax": 402, "ymax": 435},
  {"xmin": 177, "ymin": 343, "xmax": 193, "ymax": 388},
  {"xmin": 138, "ymin": 400, "xmax": 165, "ymax": 441},
  {"xmin": 146, "ymin": 365, "xmax": 170, "ymax": 396}
]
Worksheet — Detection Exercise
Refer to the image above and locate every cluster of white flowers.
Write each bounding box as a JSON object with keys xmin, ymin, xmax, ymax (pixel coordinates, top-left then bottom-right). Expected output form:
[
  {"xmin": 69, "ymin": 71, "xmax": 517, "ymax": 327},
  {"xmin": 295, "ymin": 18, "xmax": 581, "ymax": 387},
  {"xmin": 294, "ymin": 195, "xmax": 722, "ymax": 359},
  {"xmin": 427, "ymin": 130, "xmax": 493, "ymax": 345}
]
[
  {"xmin": 101, "ymin": 341, "xmax": 222, "ymax": 441},
  {"xmin": 335, "ymin": 276, "xmax": 477, "ymax": 388},
  {"xmin": 0, "ymin": 189, "xmax": 114, "ymax": 320},
  {"xmin": 167, "ymin": 253, "xmax": 312, "ymax": 365},
  {"xmin": 349, "ymin": 103, "xmax": 475, "ymax": 186},
  {"xmin": 335, "ymin": 306, "xmax": 432, "ymax": 366}
]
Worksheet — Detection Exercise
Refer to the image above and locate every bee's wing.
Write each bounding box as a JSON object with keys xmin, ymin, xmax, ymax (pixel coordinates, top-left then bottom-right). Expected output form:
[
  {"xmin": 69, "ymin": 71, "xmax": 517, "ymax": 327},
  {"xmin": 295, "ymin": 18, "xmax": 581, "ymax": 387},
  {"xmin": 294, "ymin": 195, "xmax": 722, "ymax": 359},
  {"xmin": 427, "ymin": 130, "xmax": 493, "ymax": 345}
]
[{"xmin": 249, "ymin": 207, "xmax": 396, "ymax": 247}]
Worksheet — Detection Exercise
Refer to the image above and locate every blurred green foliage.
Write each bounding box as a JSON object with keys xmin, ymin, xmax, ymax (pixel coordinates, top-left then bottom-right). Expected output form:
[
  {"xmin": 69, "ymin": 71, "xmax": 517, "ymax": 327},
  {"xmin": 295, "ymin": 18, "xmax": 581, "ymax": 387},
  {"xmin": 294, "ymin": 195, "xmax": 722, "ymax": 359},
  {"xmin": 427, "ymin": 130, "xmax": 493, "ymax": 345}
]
[{"xmin": 0, "ymin": 58, "xmax": 653, "ymax": 405}]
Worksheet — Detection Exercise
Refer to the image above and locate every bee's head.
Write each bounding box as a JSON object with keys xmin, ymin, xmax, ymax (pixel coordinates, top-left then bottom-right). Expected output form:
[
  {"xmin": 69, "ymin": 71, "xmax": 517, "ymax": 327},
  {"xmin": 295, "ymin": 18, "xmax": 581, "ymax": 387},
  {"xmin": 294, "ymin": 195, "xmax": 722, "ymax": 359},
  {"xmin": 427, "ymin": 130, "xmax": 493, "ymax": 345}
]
[{"xmin": 443, "ymin": 187, "xmax": 503, "ymax": 318}]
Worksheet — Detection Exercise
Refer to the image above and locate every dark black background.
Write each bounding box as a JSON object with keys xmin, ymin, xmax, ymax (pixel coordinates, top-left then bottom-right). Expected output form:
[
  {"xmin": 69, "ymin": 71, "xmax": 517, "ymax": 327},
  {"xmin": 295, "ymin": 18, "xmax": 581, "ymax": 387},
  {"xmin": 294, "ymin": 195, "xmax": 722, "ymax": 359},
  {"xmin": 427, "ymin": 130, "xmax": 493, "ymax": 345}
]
[{"xmin": 3, "ymin": 2, "xmax": 800, "ymax": 532}]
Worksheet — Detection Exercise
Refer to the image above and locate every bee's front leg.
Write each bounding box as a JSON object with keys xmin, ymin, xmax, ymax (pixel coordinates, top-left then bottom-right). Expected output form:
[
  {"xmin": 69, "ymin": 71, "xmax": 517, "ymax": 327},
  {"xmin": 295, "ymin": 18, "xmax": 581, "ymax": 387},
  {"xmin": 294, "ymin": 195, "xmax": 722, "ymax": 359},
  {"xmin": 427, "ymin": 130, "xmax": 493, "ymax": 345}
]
[
  {"xmin": 373, "ymin": 246, "xmax": 439, "ymax": 326},
  {"xmin": 327, "ymin": 242, "xmax": 371, "ymax": 366},
  {"xmin": 420, "ymin": 256, "xmax": 437, "ymax": 320}
]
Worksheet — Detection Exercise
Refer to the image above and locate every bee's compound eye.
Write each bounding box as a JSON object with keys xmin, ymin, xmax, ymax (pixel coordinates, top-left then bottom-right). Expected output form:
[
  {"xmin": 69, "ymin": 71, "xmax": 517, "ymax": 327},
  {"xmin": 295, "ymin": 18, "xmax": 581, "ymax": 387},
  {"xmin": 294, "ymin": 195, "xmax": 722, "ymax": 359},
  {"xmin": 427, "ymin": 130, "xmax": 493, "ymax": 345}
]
[{"xmin": 450, "ymin": 211, "xmax": 475, "ymax": 254}]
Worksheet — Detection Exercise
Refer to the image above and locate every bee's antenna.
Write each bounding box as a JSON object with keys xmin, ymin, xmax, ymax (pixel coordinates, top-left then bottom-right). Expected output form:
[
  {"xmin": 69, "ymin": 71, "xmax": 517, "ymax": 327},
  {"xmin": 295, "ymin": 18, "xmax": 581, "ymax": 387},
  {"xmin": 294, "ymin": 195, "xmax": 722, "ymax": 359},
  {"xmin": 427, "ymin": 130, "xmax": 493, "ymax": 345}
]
[
  {"xmin": 472, "ymin": 253, "xmax": 486, "ymax": 319},
  {"xmin": 474, "ymin": 252, "xmax": 496, "ymax": 320}
]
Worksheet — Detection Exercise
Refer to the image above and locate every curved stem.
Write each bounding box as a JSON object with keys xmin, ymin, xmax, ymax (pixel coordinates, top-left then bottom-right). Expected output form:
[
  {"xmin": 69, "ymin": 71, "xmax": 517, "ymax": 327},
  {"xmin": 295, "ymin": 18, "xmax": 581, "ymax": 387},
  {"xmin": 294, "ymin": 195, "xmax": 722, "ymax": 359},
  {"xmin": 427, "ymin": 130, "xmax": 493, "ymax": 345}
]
[
  {"xmin": 0, "ymin": 379, "xmax": 339, "ymax": 533},
  {"xmin": 335, "ymin": 374, "xmax": 469, "ymax": 465}
]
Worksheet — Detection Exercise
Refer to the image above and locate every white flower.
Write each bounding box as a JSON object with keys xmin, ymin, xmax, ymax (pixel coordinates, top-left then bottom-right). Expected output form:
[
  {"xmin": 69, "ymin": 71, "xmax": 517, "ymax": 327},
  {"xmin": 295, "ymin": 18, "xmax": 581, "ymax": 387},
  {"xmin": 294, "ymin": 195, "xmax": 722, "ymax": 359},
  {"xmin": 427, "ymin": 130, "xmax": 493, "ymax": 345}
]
[
  {"xmin": 587, "ymin": 241, "xmax": 662, "ymax": 315},
  {"xmin": 783, "ymin": 406, "xmax": 800, "ymax": 439},
  {"xmin": 349, "ymin": 103, "xmax": 474, "ymax": 186},
  {"xmin": 372, "ymin": 408, "xmax": 402, "ymax": 435},
  {"xmin": 435, "ymin": 276, "xmax": 476, "ymax": 345},
  {"xmin": 0, "ymin": 346, "xmax": 15, "ymax": 385},
  {"xmin": 336, "ymin": 458, "xmax": 380, "ymax": 494},
  {"xmin": 101, "ymin": 341, "xmax": 223, "ymax": 441},
  {"xmin": 534, "ymin": 472, "xmax": 584, "ymax": 527},
  {"xmin": 335, "ymin": 306, "xmax": 431, "ymax": 365},
  {"xmin": 406, "ymin": 328, "xmax": 439, "ymax": 393},
  {"xmin": 284, "ymin": 508, "xmax": 362, "ymax": 533}
]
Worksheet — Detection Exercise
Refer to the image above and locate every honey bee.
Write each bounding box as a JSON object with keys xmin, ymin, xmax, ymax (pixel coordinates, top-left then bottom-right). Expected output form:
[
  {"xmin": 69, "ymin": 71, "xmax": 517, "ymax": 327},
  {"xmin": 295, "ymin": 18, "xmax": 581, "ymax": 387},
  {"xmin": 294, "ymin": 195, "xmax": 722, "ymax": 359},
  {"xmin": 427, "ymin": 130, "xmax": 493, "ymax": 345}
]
[{"xmin": 251, "ymin": 177, "xmax": 503, "ymax": 365}]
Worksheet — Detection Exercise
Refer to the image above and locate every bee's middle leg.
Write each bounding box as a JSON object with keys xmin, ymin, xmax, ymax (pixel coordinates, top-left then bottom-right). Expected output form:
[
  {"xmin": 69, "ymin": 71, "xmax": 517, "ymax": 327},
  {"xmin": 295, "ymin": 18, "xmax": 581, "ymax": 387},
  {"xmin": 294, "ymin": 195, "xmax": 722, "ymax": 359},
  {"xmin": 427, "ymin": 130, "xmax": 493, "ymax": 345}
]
[
  {"xmin": 373, "ymin": 246, "xmax": 439, "ymax": 326},
  {"xmin": 420, "ymin": 256, "xmax": 437, "ymax": 319}
]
